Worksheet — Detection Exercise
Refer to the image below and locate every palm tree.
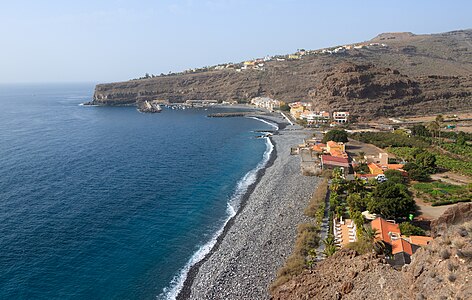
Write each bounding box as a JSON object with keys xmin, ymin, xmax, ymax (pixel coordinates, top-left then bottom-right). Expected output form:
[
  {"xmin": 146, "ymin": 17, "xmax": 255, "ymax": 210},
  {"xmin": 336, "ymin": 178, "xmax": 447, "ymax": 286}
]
[
  {"xmin": 362, "ymin": 227, "xmax": 386, "ymax": 255},
  {"xmin": 357, "ymin": 151, "xmax": 366, "ymax": 163},
  {"xmin": 332, "ymin": 167, "xmax": 343, "ymax": 179},
  {"xmin": 435, "ymin": 115, "xmax": 444, "ymax": 144},
  {"xmin": 427, "ymin": 121, "xmax": 440, "ymax": 145},
  {"xmin": 322, "ymin": 234, "xmax": 338, "ymax": 257}
]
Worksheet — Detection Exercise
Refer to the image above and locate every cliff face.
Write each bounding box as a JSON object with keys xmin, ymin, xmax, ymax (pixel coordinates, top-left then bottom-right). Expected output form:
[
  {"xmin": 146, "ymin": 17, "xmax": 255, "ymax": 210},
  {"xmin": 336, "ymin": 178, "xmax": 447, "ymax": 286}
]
[
  {"xmin": 271, "ymin": 203, "xmax": 472, "ymax": 300},
  {"xmin": 92, "ymin": 29, "xmax": 472, "ymax": 119}
]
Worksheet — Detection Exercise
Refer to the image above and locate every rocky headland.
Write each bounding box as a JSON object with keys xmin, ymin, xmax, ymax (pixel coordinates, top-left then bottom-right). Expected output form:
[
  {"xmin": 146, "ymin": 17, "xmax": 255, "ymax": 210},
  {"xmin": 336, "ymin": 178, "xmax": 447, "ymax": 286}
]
[{"xmin": 91, "ymin": 29, "xmax": 472, "ymax": 120}]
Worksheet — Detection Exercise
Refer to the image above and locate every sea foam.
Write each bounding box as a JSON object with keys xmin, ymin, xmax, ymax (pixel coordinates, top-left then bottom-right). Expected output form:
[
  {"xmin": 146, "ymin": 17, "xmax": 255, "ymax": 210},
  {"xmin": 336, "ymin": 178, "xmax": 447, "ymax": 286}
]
[{"xmin": 158, "ymin": 133, "xmax": 274, "ymax": 300}]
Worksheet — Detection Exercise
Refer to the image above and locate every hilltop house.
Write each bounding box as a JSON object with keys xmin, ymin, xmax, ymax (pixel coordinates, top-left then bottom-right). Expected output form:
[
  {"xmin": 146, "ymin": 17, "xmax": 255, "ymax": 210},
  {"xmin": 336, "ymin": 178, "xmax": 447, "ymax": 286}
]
[{"xmin": 371, "ymin": 217, "xmax": 433, "ymax": 266}]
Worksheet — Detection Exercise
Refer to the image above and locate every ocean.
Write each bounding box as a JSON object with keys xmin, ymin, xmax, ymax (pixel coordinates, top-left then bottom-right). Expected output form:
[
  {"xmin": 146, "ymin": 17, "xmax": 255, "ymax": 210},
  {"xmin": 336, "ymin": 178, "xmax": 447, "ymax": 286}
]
[{"xmin": 0, "ymin": 83, "xmax": 274, "ymax": 299}]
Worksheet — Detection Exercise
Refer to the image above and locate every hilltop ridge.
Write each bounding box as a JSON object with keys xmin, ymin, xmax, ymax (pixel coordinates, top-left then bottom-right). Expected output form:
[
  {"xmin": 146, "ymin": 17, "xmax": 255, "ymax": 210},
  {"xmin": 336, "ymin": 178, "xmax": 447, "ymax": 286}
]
[{"xmin": 91, "ymin": 29, "xmax": 472, "ymax": 119}]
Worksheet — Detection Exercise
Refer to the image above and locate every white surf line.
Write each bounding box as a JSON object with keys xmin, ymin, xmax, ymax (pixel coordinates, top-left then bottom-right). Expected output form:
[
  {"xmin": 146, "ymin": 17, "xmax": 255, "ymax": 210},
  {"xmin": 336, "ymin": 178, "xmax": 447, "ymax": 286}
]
[
  {"xmin": 280, "ymin": 112, "xmax": 293, "ymax": 126},
  {"xmin": 158, "ymin": 136, "xmax": 274, "ymax": 300},
  {"xmin": 246, "ymin": 116, "xmax": 279, "ymax": 131}
]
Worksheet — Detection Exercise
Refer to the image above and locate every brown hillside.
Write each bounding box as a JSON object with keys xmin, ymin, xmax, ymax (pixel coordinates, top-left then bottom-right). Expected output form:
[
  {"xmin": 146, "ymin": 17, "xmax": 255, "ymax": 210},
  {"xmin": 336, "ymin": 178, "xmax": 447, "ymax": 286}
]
[
  {"xmin": 92, "ymin": 29, "xmax": 472, "ymax": 119},
  {"xmin": 271, "ymin": 203, "xmax": 472, "ymax": 300}
]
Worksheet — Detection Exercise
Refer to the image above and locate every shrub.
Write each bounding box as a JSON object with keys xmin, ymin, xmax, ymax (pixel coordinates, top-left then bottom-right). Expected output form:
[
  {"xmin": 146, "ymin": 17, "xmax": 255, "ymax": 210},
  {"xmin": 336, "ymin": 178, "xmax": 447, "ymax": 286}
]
[
  {"xmin": 322, "ymin": 129, "xmax": 348, "ymax": 143},
  {"xmin": 440, "ymin": 249, "xmax": 451, "ymax": 259},
  {"xmin": 399, "ymin": 222, "xmax": 425, "ymax": 236},
  {"xmin": 447, "ymin": 273, "xmax": 457, "ymax": 282},
  {"xmin": 368, "ymin": 182, "xmax": 416, "ymax": 219},
  {"xmin": 270, "ymin": 222, "xmax": 320, "ymax": 291},
  {"xmin": 384, "ymin": 169, "xmax": 406, "ymax": 184},
  {"xmin": 304, "ymin": 178, "xmax": 328, "ymax": 219}
]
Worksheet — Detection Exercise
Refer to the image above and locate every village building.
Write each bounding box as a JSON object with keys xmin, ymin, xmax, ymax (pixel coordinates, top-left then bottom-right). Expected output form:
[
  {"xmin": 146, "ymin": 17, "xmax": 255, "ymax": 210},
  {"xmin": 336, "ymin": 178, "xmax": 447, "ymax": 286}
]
[
  {"xmin": 333, "ymin": 111, "xmax": 350, "ymax": 123},
  {"xmin": 321, "ymin": 155, "xmax": 350, "ymax": 175},
  {"xmin": 334, "ymin": 218, "xmax": 357, "ymax": 246},
  {"xmin": 300, "ymin": 110, "xmax": 330, "ymax": 124},
  {"xmin": 326, "ymin": 141, "xmax": 348, "ymax": 158},
  {"xmin": 371, "ymin": 217, "xmax": 433, "ymax": 266},
  {"xmin": 251, "ymin": 97, "xmax": 281, "ymax": 111}
]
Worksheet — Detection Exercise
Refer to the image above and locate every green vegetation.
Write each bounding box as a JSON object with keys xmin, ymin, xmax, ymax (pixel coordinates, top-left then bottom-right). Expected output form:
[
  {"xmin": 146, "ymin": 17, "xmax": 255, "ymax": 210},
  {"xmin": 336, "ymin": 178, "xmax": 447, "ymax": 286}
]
[
  {"xmin": 399, "ymin": 222, "xmax": 425, "ymax": 236},
  {"xmin": 304, "ymin": 178, "xmax": 328, "ymax": 224},
  {"xmin": 441, "ymin": 143, "xmax": 472, "ymax": 158},
  {"xmin": 368, "ymin": 181, "xmax": 416, "ymax": 219},
  {"xmin": 434, "ymin": 152, "xmax": 472, "ymax": 176},
  {"xmin": 272, "ymin": 177, "xmax": 329, "ymax": 291},
  {"xmin": 322, "ymin": 129, "xmax": 348, "ymax": 143},
  {"xmin": 384, "ymin": 169, "xmax": 406, "ymax": 184},
  {"xmin": 350, "ymin": 131, "xmax": 429, "ymax": 148},
  {"xmin": 279, "ymin": 103, "xmax": 290, "ymax": 111},
  {"xmin": 270, "ymin": 223, "xmax": 320, "ymax": 291},
  {"xmin": 346, "ymin": 227, "xmax": 387, "ymax": 255},
  {"xmin": 322, "ymin": 234, "xmax": 339, "ymax": 257},
  {"xmin": 412, "ymin": 181, "xmax": 472, "ymax": 206}
]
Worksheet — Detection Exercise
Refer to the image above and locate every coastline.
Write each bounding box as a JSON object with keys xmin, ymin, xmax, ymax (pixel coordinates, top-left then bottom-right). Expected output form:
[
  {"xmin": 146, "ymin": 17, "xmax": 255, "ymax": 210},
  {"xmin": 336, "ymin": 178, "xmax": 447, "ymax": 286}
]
[
  {"xmin": 171, "ymin": 114, "xmax": 284, "ymax": 300},
  {"xmin": 175, "ymin": 137, "xmax": 278, "ymax": 300},
  {"xmin": 177, "ymin": 117, "xmax": 319, "ymax": 299}
]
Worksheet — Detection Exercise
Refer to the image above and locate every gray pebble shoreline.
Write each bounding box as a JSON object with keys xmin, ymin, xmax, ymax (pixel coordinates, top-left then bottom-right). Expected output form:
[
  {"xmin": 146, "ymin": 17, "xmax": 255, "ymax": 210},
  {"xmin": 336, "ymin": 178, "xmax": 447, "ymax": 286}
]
[{"xmin": 178, "ymin": 116, "xmax": 320, "ymax": 300}]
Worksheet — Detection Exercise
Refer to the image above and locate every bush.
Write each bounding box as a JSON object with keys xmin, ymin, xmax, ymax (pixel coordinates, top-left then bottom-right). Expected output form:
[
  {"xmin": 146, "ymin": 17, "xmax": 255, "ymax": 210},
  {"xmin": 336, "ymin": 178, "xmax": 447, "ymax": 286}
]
[
  {"xmin": 368, "ymin": 182, "xmax": 416, "ymax": 219},
  {"xmin": 350, "ymin": 132, "xmax": 429, "ymax": 148},
  {"xmin": 440, "ymin": 249, "xmax": 451, "ymax": 259},
  {"xmin": 403, "ymin": 162, "xmax": 431, "ymax": 181},
  {"xmin": 271, "ymin": 222, "xmax": 320, "ymax": 291},
  {"xmin": 304, "ymin": 179, "xmax": 328, "ymax": 219},
  {"xmin": 384, "ymin": 169, "xmax": 406, "ymax": 184},
  {"xmin": 322, "ymin": 129, "xmax": 348, "ymax": 143},
  {"xmin": 399, "ymin": 222, "xmax": 425, "ymax": 236}
]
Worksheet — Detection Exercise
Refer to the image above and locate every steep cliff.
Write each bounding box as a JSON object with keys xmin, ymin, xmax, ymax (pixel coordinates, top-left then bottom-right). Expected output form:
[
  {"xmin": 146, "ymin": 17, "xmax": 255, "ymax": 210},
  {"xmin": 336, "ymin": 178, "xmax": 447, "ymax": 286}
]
[{"xmin": 91, "ymin": 29, "xmax": 472, "ymax": 119}]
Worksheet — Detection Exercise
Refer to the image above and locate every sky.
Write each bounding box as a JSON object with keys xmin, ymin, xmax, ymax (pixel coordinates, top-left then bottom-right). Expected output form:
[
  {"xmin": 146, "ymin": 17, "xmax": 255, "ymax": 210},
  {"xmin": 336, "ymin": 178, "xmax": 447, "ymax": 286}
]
[{"xmin": 1, "ymin": 0, "xmax": 471, "ymax": 84}]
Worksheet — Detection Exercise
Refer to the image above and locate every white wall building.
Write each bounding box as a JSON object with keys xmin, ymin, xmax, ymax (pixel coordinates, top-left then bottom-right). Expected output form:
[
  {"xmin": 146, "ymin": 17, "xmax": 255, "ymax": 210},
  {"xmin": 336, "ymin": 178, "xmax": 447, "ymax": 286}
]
[{"xmin": 333, "ymin": 111, "xmax": 350, "ymax": 123}]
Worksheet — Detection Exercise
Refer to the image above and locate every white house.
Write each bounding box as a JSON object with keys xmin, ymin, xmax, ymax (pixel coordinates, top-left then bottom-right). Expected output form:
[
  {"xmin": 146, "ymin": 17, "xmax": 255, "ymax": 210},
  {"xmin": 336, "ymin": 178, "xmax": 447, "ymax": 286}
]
[{"xmin": 333, "ymin": 111, "xmax": 350, "ymax": 123}]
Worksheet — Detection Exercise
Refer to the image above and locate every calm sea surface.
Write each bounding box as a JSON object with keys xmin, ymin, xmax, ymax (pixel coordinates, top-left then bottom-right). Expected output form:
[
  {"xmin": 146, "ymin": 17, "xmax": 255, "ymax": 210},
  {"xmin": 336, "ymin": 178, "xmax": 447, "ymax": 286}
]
[{"xmin": 0, "ymin": 83, "xmax": 273, "ymax": 299}]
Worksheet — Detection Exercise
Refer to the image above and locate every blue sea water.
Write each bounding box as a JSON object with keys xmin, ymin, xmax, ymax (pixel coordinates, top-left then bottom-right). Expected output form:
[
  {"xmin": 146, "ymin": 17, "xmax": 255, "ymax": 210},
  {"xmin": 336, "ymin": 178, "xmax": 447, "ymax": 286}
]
[{"xmin": 0, "ymin": 83, "xmax": 274, "ymax": 299}]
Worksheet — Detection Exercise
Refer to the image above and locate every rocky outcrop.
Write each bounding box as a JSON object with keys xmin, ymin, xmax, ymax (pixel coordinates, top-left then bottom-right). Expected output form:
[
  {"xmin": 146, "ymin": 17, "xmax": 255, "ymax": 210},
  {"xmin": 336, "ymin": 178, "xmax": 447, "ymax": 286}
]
[
  {"xmin": 310, "ymin": 63, "xmax": 422, "ymax": 117},
  {"xmin": 430, "ymin": 203, "xmax": 472, "ymax": 237},
  {"xmin": 91, "ymin": 29, "xmax": 472, "ymax": 119},
  {"xmin": 271, "ymin": 204, "xmax": 472, "ymax": 300}
]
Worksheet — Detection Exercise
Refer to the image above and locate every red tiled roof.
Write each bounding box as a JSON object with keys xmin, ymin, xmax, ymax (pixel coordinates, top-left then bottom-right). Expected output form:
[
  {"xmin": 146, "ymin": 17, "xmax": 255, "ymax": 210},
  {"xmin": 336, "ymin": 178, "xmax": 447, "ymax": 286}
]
[
  {"xmin": 392, "ymin": 239, "xmax": 413, "ymax": 255},
  {"xmin": 409, "ymin": 236, "xmax": 433, "ymax": 246},
  {"xmin": 321, "ymin": 155, "xmax": 350, "ymax": 168},
  {"xmin": 371, "ymin": 217, "xmax": 400, "ymax": 243}
]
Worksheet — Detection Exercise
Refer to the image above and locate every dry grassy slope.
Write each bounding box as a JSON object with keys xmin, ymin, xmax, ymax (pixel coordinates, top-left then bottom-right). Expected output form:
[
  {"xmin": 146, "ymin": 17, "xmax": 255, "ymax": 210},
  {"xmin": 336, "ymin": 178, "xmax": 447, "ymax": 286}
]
[
  {"xmin": 271, "ymin": 203, "xmax": 472, "ymax": 300},
  {"xmin": 92, "ymin": 29, "xmax": 472, "ymax": 119}
]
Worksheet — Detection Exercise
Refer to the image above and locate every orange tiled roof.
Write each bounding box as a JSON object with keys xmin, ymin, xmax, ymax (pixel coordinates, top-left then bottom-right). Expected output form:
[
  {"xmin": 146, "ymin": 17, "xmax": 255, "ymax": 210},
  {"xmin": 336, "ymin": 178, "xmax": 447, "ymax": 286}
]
[
  {"xmin": 327, "ymin": 141, "xmax": 341, "ymax": 148},
  {"xmin": 368, "ymin": 163, "xmax": 384, "ymax": 175},
  {"xmin": 312, "ymin": 145, "xmax": 323, "ymax": 152},
  {"xmin": 392, "ymin": 238, "xmax": 413, "ymax": 255},
  {"xmin": 387, "ymin": 164, "xmax": 405, "ymax": 170},
  {"xmin": 371, "ymin": 217, "xmax": 400, "ymax": 243},
  {"xmin": 354, "ymin": 173, "xmax": 376, "ymax": 178},
  {"xmin": 409, "ymin": 235, "xmax": 433, "ymax": 246}
]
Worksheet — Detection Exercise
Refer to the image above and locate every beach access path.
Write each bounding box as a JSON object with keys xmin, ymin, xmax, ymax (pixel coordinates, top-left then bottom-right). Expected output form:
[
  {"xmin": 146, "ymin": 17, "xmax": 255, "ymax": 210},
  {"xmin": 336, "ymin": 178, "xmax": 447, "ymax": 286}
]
[{"xmin": 186, "ymin": 124, "xmax": 320, "ymax": 300}]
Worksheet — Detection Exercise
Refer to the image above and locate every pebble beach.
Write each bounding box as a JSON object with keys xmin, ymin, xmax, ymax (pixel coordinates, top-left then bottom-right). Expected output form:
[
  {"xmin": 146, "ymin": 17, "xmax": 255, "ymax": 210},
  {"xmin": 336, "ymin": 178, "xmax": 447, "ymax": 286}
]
[{"xmin": 179, "ymin": 117, "xmax": 320, "ymax": 299}]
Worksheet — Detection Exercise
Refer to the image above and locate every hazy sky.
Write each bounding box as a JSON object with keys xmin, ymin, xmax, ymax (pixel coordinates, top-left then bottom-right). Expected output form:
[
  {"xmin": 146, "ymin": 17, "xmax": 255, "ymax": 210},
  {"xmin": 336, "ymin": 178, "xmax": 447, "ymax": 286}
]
[{"xmin": 1, "ymin": 0, "xmax": 471, "ymax": 84}]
